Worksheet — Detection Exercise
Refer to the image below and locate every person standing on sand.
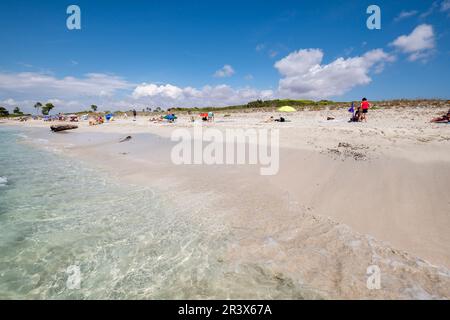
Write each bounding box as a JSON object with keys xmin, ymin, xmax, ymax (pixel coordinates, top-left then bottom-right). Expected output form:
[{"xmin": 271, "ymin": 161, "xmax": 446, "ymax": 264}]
[
  {"xmin": 361, "ymin": 98, "xmax": 370, "ymax": 122},
  {"xmin": 132, "ymin": 109, "xmax": 137, "ymax": 121}
]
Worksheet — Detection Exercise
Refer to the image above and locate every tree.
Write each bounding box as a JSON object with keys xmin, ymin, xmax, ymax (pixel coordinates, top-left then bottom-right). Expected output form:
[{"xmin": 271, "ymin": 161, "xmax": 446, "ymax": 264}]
[
  {"xmin": 34, "ymin": 102, "xmax": 42, "ymax": 115},
  {"xmin": 91, "ymin": 105, "xmax": 98, "ymax": 112},
  {"xmin": 0, "ymin": 106, "xmax": 9, "ymax": 117},
  {"xmin": 13, "ymin": 107, "xmax": 23, "ymax": 115},
  {"xmin": 42, "ymin": 103, "xmax": 55, "ymax": 115}
]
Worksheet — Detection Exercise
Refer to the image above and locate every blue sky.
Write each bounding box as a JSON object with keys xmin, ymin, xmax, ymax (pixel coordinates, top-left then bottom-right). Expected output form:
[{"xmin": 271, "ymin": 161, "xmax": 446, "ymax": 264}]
[{"xmin": 0, "ymin": 0, "xmax": 449, "ymax": 112}]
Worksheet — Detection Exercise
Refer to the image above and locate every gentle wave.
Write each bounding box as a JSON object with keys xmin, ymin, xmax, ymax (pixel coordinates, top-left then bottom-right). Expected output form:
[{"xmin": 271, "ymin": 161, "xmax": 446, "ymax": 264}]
[
  {"xmin": 0, "ymin": 176, "xmax": 7, "ymax": 187},
  {"xmin": 13, "ymin": 133, "xmax": 29, "ymax": 139},
  {"xmin": 35, "ymin": 138, "xmax": 49, "ymax": 144}
]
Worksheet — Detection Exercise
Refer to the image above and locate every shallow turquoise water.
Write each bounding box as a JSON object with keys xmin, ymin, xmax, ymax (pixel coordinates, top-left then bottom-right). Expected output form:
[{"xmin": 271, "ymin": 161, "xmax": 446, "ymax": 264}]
[{"xmin": 0, "ymin": 127, "xmax": 313, "ymax": 299}]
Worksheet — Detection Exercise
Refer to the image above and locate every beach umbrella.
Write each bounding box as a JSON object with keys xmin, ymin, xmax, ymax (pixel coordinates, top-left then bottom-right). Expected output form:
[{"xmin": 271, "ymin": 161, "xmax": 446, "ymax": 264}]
[
  {"xmin": 164, "ymin": 114, "xmax": 177, "ymax": 120},
  {"xmin": 278, "ymin": 106, "xmax": 297, "ymax": 112}
]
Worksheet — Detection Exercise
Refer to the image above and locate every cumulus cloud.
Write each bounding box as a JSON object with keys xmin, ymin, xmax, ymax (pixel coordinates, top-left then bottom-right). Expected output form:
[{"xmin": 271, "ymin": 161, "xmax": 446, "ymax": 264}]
[
  {"xmin": 0, "ymin": 97, "xmax": 85, "ymax": 114},
  {"xmin": 132, "ymin": 83, "xmax": 273, "ymax": 107},
  {"xmin": 132, "ymin": 83, "xmax": 184, "ymax": 100},
  {"xmin": 394, "ymin": 10, "xmax": 418, "ymax": 22},
  {"xmin": 0, "ymin": 72, "xmax": 135, "ymax": 113},
  {"xmin": 213, "ymin": 65, "xmax": 235, "ymax": 78},
  {"xmin": 1, "ymin": 98, "xmax": 19, "ymax": 106},
  {"xmin": 0, "ymin": 72, "xmax": 133, "ymax": 98},
  {"xmin": 274, "ymin": 48, "xmax": 394, "ymax": 99},
  {"xmin": 390, "ymin": 24, "xmax": 435, "ymax": 61}
]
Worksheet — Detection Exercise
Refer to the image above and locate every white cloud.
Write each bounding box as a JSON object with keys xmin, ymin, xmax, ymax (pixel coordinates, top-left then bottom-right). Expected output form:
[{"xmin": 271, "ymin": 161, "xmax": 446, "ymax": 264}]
[
  {"xmin": 0, "ymin": 72, "xmax": 133, "ymax": 98},
  {"xmin": 132, "ymin": 83, "xmax": 184, "ymax": 100},
  {"xmin": 17, "ymin": 62, "xmax": 33, "ymax": 68},
  {"xmin": 213, "ymin": 65, "xmax": 235, "ymax": 78},
  {"xmin": 0, "ymin": 72, "xmax": 135, "ymax": 113},
  {"xmin": 244, "ymin": 74, "xmax": 254, "ymax": 80},
  {"xmin": 255, "ymin": 44, "xmax": 265, "ymax": 52},
  {"xmin": 274, "ymin": 48, "xmax": 394, "ymax": 99},
  {"xmin": 420, "ymin": 1, "xmax": 439, "ymax": 19},
  {"xmin": 0, "ymin": 97, "xmax": 84, "ymax": 113},
  {"xmin": 394, "ymin": 10, "xmax": 418, "ymax": 22},
  {"xmin": 390, "ymin": 24, "xmax": 435, "ymax": 61},
  {"xmin": 132, "ymin": 83, "xmax": 273, "ymax": 107},
  {"xmin": 441, "ymin": 0, "xmax": 450, "ymax": 12},
  {"xmin": 0, "ymin": 98, "xmax": 22, "ymax": 108}
]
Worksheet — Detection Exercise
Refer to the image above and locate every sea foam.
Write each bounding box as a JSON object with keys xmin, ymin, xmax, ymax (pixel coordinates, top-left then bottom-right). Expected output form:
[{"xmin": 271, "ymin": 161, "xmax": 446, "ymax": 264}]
[{"xmin": 0, "ymin": 176, "xmax": 8, "ymax": 187}]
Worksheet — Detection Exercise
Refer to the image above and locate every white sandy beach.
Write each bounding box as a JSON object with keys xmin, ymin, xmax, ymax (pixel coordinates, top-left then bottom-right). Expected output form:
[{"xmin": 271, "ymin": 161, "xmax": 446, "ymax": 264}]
[{"xmin": 2, "ymin": 105, "xmax": 450, "ymax": 299}]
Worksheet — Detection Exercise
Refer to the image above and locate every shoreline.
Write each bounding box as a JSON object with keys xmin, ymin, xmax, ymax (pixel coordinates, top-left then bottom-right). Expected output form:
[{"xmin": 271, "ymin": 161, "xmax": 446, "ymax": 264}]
[{"xmin": 2, "ymin": 106, "xmax": 450, "ymax": 299}]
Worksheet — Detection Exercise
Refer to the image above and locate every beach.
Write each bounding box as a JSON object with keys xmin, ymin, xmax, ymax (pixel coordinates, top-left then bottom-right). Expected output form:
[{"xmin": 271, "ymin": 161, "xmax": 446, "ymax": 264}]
[{"xmin": 1, "ymin": 105, "xmax": 450, "ymax": 299}]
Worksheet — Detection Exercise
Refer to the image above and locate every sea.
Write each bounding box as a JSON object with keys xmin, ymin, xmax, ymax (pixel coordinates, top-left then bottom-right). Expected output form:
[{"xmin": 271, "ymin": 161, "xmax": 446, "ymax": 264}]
[{"xmin": 0, "ymin": 126, "xmax": 315, "ymax": 299}]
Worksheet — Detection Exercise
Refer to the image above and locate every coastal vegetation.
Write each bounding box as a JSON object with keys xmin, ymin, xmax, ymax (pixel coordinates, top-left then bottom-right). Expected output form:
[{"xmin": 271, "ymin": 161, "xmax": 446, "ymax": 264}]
[
  {"xmin": 0, "ymin": 106, "xmax": 9, "ymax": 117},
  {"xmin": 0, "ymin": 99, "xmax": 448, "ymax": 118},
  {"xmin": 41, "ymin": 103, "xmax": 55, "ymax": 115},
  {"xmin": 169, "ymin": 99, "xmax": 338, "ymax": 113}
]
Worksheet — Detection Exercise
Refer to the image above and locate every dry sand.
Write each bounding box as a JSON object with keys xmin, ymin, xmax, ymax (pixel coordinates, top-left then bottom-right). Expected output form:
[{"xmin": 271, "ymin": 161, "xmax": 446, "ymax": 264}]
[{"xmin": 2, "ymin": 105, "xmax": 450, "ymax": 299}]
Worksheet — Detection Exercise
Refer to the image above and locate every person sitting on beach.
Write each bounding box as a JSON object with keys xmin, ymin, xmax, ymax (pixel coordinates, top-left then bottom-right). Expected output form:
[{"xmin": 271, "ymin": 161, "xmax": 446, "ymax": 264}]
[
  {"xmin": 264, "ymin": 116, "xmax": 275, "ymax": 123},
  {"xmin": 274, "ymin": 117, "xmax": 286, "ymax": 122},
  {"xmin": 349, "ymin": 108, "xmax": 361, "ymax": 122},
  {"xmin": 430, "ymin": 109, "xmax": 450, "ymax": 123},
  {"xmin": 360, "ymin": 98, "xmax": 370, "ymax": 122},
  {"xmin": 150, "ymin": 116, "xmax": 164, "ymax": 122}
]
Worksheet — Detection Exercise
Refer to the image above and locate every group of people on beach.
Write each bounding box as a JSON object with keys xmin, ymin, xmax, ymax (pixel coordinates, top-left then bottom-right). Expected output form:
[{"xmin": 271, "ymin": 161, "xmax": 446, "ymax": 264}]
[
  {"xmin": 89, "ymin": 115, "xmax": 104, "ymax": 126},
  {"xmin": 56, "ymin": 97, "xmax": 450, "ymax": 127},
  {"xmin": 349, "ymin": 98, "xmax": 370, "ymax": 122}
]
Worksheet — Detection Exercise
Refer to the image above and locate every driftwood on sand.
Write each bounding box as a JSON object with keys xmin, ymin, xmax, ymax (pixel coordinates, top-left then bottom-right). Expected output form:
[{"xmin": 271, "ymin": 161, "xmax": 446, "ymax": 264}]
[
  {"xmin": 50, "ymin": 125, "xmax": 78, "ymax": 132},
  {"xmin": 119, "ymin": 136, "xmax": 132, "ymax": 143}
]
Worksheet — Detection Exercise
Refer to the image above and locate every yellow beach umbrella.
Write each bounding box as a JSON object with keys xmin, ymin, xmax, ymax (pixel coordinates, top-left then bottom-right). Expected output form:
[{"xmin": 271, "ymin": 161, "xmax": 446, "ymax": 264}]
[{"xmin": 277, "ymin": 106, "xmax": 297, "ymax": 112}]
